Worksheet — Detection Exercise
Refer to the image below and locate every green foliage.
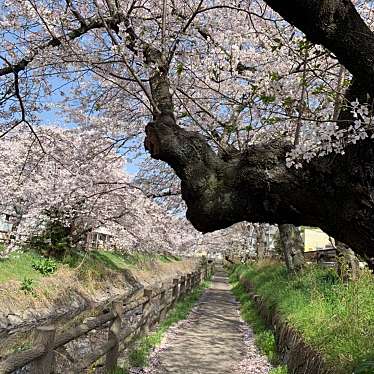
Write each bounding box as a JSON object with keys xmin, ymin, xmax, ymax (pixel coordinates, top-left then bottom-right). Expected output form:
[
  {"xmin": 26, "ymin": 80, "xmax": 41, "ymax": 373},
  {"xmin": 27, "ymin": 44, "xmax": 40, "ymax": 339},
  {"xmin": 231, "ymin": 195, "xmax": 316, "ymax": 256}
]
[
  {"xmin": 269, "ymin": 366, "xmax": 289, "ymax": 374},
  {"xmin": 13, "ymin": 341, "xmax": 33, "ymax": 353},
  {"xmin": 0, "ymin": 248, "xmax": 181, "ymax": 287},
  {"xmin": 124, "ymin": 281, "xmax": 209, "ymax": 371},
  {"xmin": 159, "ymin": 253, "xmax": 181, "ymax": 262},
  {"xmin": 270, "ymin": 72, "xmax": 281, "ymax": 81},
  {"xmin": 0, "ymin": 251, "xmax": 45, "ymax": 284},
  {"xmin": 176, "ymin": 62, "xmax": 184, "ymax": 76},
  {"xmin": 260, "ymin": 94, "xmax": 276, "ymax": 104},
  {"xmin": 30, "ymin": 219, "xmax": 71, "ymax": 258},
  {"xmin": 20, "ymin": 277, "xmax": 35, "ymax": 295},
  {"xmin": 232, "ymin": 262, "xmax": 374, "ymax": 374},
  {"xmin": 353, "ymin": 361, "xmax": 374, "ymax": 374},
  {"xmin": 32, "ymin": 257, "xmax": 57, "ymax": 276},
  {"xmin": 297, "ymin": 39, "xmax": 311, "ymax": 52},
  {"xmin": 0, "ymin": 242, "xmax": 5, "ymax": 253},
  {"xmin": 256, "ymin": 330, "xmax": 277, "ymax": 361},
  {"xmin": 263, "ymin": 117, "xmax": 281, "ymax": 125}
]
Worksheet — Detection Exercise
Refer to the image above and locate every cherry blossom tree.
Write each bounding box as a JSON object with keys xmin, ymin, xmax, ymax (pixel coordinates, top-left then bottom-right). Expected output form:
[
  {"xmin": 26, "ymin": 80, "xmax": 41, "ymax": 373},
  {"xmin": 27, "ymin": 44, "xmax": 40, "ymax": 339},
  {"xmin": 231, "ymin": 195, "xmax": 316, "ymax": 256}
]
[
  {"xmin": 0, "ymin": 126, "xmax": 199, "ymax": 253},
  {"xmin": 1, "ymin": 0, "xmax": 374, "ymax": 258}
]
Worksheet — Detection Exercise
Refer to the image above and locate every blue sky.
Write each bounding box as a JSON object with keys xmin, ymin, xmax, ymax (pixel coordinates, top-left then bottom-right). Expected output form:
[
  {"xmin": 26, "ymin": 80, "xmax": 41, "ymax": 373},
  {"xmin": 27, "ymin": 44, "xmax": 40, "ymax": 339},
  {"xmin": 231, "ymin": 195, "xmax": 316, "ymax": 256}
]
[{"xmin": 36, "ymin": 77, "xmax": 142, "ymax": 175}]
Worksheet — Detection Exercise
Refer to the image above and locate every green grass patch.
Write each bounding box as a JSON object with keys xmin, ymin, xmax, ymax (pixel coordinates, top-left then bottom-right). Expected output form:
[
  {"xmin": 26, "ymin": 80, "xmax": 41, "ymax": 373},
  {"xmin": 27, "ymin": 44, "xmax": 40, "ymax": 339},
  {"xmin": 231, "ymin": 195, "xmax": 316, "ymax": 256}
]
[
  {"xmin": 231, "ymin": 262, "xmax": 374, "ymax": 374},
  {"xmin": 63, "ymin": 250, "xmax": 178, "ymax": 271},
  {"xmin": 0, "ymin": 251, "xmax": 50, "ymax": 284},
  {"xmin": 0, "ymin": 249, "xmax": 181, "ymax": 286},
  {"xmin": 229, "ymin": 271, "xmax": 286, "ymax": 372},
  {"xmin": 269, "ymin": 366, "xmax": 288, "ymax": 374},
  {"xmin": 119, "ymin": 280, "xmax": 209, "ymax": 372},
  {"xmin": 0, "ymin": 242, "xmax": 6, "ymax": 253}
]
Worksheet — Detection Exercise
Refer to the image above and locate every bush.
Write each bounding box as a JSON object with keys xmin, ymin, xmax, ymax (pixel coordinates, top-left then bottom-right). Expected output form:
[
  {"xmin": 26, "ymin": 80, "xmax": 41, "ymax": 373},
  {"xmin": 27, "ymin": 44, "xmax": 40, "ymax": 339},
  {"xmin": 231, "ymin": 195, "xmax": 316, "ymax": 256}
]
[{"xmin": 32, "ymin": 257, "xmax": 57, "ymax": 276}]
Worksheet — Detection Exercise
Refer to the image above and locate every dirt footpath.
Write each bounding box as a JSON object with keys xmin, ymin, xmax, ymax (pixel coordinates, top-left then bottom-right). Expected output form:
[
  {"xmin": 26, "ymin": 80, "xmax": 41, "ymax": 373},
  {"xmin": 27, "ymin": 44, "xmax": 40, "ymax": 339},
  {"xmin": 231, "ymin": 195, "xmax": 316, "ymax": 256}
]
[{"xmin": 146, "ymin": 268, "xmax": 272, "ymax": 374}]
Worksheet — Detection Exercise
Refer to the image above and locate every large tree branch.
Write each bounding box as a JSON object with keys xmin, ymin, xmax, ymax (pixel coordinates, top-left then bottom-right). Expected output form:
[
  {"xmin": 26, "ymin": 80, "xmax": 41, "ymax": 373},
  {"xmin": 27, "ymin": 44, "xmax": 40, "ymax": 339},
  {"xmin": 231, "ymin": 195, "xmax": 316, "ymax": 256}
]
[{"xmin": 143, "ymin": 4, "xmax": 374, "ymax": 259}]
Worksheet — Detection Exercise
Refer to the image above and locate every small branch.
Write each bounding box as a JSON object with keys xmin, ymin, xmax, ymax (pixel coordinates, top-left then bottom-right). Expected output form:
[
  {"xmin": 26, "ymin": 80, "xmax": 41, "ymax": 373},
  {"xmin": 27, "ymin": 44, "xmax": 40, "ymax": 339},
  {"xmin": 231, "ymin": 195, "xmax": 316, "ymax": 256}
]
[
  {"xmin": 294, "ymin": 47, "xmax": 308, "ymax": 146},
  {"xmin": 93, "ymin": 0, "xmax": 161, "ymax": 114}
]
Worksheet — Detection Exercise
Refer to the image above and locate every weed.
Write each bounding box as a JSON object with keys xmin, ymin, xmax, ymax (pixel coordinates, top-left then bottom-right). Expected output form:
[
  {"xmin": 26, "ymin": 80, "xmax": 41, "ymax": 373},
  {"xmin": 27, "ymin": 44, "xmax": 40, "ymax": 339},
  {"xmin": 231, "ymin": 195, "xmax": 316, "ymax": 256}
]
[
  {"xmin": 269, "ymin": 365, "xmax": 288, "ymax": 374},
  {"xmin": 20, "ymin": 277, "xmax": 35, "ymax": 296},
  {"xmin": 32, "ymin": 257, "xmax": 57, "ymax": 276},
  {"xmin": 13, "ymin": 341, "xmax": 32, "ymax": 353}
]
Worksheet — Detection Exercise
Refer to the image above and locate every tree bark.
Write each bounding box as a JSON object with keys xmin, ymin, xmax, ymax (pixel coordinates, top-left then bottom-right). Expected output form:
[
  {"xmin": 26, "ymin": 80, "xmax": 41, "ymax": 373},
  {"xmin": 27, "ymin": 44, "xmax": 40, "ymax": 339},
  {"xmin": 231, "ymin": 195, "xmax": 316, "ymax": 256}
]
[
  {"xmin": 254, "ymin": 225, "xmax": 267, "ymax": 260},
  {"xmin": 278, "ymin": 224, "xmax": 305, "ymax": 273},
  {"xmin": 143, "ymin": 3, "xmax": 374, "ymax": 261},
  {"xmin": 335, "ymin": 241, "xmax": 360, "ymax": 281}
]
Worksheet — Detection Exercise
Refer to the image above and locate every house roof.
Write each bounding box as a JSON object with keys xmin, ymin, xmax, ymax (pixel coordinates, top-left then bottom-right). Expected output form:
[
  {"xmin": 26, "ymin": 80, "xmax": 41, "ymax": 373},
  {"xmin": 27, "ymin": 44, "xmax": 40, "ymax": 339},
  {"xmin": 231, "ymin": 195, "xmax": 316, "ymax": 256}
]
[{"xmin": 93, "ymin": 226, "xmax": 113, "ymax": 236}]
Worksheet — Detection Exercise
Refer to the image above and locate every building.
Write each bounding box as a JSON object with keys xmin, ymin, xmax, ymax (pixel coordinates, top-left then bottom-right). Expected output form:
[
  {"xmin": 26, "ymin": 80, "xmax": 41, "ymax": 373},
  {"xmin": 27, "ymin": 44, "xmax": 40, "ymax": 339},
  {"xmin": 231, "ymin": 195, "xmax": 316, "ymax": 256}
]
[
  {"xmin": 85, "ymin": 226, "xmax": 114, "ymax": 250},
  {"xmin": 0, "ymin": 212, "xmax": 15, "ymax": 243},
  {"xmin": 302, "ymin": 227, "xmax": 334, "ymax": 252}
]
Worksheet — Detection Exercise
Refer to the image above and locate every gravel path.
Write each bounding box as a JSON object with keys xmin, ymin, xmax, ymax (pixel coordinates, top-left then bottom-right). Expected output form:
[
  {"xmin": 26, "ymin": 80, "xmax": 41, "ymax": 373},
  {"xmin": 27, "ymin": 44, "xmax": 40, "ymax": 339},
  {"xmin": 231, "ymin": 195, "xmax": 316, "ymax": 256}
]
[{"xmin": 141, "ymin": 268, "xmax": 272, "ymax": 374}]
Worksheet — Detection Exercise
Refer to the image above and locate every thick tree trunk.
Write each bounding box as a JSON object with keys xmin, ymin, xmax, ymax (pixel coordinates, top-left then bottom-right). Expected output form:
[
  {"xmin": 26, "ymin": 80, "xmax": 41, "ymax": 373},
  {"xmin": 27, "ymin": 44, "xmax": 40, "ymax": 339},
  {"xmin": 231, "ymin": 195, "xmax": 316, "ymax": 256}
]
[
  {"xmin": 335, "ymin": 241, "xmax": 360, "ymax": 281},
  {"xmin": 143, "ymin": 3, "xmax": 374, "ymax": 261},
  {"xmin": 146, "ymin": 111, "xmax": 374, "ymax": 260},
  {"xmin": 278, "ymin": 224, "xmax": 305, "ymax": 273},
  {"xmin": 254, "ymin": 225, "xmax": 267, "ymax": 260}
]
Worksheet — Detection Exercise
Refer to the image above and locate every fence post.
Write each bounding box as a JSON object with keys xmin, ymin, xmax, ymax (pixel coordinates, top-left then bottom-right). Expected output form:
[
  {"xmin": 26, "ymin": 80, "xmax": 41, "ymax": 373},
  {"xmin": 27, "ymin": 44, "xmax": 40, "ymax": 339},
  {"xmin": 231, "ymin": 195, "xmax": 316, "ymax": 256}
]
[
  {"xmin": 171, "ymin": 278, "xmax": 179, "ymax": 308},
  {"xmin": 142, "ymin": 289, "xmax": 153, "ymax": 335},
  {"xmin": 159, "ymin": 289, "xmax": 167, "ymax": 322},
  {"xmin": 208, "ymin": 263, "xmax": 214, "ymax": 277},
  {"xmin": 197, "ymin": 269, "xmax": 202, "ymax": 285},
  {"xmin": 186, "ymin": 273, "xmax": 192, "ymax": 293},
  {"xmin": 105, "ymin": 301, "xmax": 123, "ymax": 373},
  {"xmin": 180, "ymin": 275, "xmax": 186, "ymax": 296},
  {"xmin": 30, "ymin": 325, "xmax": 56, "ymax": 374},
  {"xmin": 192, "ymin": 271, "xmax": 197, "ymax": 288}
]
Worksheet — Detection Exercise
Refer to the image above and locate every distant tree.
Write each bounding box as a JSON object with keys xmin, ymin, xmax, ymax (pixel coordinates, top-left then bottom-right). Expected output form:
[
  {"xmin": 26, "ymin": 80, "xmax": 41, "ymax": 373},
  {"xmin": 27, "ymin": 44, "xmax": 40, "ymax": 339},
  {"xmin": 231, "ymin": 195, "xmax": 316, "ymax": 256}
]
[{"xmin": 278, "ymin": 224, "xmax": 305, "ymax": 273}]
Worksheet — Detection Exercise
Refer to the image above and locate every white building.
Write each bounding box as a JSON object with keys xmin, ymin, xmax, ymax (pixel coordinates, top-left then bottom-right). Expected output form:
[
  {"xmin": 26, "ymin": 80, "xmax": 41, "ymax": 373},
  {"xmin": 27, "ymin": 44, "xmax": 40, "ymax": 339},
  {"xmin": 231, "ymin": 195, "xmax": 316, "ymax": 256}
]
[{"xmin": 0, "ymin": 212, "xmax": 15, "ymax": 243}]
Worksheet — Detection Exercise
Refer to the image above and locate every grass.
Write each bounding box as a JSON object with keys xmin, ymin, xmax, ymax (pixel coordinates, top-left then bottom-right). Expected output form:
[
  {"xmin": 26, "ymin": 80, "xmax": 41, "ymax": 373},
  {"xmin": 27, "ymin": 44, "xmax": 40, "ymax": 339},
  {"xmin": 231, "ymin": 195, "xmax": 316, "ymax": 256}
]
[
  {"xmin": 117, "ymin": 280, "xmax": 210, "ymax": 373},
  {"xmin": 231, "ymin": 261, "xmax": 374, "ymax": 374},
  {"xmin": 229, "ymin": 271, "xmax": 287, "ymax": 373},
  {"xmin": 269, "ymin": 366, "xmax": 288, "ymax": 374},
  {"xmin": 0, "ymin": 249, "xmax": 181, "ymax": 286},
  {"xmin": 0, "ymin": 251, "xmax": 48, "ymax": 284}
]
